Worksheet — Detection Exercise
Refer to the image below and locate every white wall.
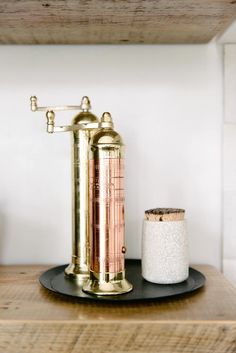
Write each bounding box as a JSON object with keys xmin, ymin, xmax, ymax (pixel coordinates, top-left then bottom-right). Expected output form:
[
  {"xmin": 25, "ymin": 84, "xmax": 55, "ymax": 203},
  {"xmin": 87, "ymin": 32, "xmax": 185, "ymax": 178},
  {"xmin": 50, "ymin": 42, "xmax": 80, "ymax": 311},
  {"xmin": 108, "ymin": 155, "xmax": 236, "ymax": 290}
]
[
  {"xmin": 218, "ymin": 19, "xmax": 236, "ymax": 285},
  {"xmin": 223, "ymin": 44, "xmax": 236, "ymax": 285},
  {"xmin": 219, "ymin": 20, "xmax": 236, "ymax": 44},
  {"xmin": 0, "ymin": 44, "xmax": 223, "ymax": 268}
]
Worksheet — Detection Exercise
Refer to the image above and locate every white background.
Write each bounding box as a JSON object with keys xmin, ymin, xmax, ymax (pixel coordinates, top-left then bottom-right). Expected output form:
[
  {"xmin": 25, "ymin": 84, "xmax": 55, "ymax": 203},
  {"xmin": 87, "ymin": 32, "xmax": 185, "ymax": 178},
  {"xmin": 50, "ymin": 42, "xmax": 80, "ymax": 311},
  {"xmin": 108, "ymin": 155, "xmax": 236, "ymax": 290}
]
[
  {"xmin": 0, "ymin": 43, "xmax": 223, "ymax": 268},
  {"xmin": 223, "ymin": 43, "xmax": 236, "ymax": 285}
]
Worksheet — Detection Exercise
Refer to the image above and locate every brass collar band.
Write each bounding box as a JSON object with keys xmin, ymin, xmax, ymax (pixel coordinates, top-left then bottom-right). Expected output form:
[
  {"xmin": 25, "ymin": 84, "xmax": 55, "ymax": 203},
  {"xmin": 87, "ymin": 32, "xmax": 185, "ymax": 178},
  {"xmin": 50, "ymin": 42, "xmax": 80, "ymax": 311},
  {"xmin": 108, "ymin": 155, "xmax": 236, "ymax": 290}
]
[{"xmin": 83, "ymin": 270, "xmax": 133, "ymax": 296}]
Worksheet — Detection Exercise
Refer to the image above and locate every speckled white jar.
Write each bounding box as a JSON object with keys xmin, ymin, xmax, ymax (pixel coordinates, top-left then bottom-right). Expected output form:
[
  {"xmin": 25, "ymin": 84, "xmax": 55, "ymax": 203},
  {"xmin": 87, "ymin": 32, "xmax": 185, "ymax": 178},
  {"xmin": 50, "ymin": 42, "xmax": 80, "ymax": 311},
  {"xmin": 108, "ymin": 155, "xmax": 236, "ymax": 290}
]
[{"xmin": 142, "ymin": 220, "xmax": 189, "ymax": 284}]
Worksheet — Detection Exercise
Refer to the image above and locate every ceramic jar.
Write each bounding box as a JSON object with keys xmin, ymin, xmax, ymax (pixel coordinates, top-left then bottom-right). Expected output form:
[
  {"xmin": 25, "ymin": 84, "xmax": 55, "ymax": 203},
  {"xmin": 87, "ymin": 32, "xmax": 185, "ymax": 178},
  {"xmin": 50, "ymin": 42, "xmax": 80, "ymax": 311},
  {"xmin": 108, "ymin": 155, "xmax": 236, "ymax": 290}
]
[{"xmin": 142, "ymin": 219, "xmax": 189, "ymax": 284}]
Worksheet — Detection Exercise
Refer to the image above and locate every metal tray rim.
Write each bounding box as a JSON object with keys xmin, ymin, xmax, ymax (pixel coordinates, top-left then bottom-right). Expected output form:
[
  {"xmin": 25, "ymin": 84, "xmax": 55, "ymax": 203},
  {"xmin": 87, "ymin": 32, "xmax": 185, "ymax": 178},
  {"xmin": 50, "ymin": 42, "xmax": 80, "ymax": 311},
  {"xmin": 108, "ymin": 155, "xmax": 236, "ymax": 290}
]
[{"xmin": 39, "ymin": 259, "xmax": 206, "ymax": 303}]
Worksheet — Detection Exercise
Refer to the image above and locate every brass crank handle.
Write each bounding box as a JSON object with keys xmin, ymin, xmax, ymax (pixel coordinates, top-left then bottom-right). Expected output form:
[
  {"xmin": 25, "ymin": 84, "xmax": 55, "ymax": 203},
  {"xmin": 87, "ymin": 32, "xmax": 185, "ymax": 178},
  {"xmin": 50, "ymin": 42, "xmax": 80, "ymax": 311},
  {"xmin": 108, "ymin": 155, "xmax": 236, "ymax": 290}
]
[
  {"xmin": 45, "ymin": 110, "xmax": 98, "ymax": 133},
  {"xmin": 30, "ymin": 95, "xmax": 90, "ymax": 112},
  {"xmin": 30, "ymin": 96, "xmax": 97, "ymax": 133}
]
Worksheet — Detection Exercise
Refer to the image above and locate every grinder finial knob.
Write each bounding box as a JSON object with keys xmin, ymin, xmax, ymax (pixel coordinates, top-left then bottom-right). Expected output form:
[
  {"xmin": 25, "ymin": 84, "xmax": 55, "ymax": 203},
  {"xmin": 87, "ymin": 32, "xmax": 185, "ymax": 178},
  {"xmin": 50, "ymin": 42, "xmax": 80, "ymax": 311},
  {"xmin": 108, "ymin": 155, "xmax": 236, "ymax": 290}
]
[{"xmin": 81, "ymin": 96, "xmax": 91, "ymax": 111}]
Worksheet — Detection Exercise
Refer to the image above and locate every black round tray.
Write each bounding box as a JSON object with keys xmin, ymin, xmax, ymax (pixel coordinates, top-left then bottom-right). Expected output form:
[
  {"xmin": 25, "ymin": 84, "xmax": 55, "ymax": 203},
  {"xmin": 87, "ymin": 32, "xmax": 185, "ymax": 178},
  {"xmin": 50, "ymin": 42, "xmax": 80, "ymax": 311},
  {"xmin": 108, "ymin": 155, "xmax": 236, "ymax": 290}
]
[{"xmin": 39, "ymin": 259, "xmax": 205, "ymax": 302}]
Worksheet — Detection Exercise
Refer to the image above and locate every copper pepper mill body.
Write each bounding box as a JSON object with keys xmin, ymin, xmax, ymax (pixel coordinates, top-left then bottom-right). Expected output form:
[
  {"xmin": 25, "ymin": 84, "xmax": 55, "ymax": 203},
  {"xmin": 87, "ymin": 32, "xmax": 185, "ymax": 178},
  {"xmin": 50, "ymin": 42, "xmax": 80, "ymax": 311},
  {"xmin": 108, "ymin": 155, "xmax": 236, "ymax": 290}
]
[{"xmin": 83, "ymin": 112, "xmax": 133, "ymax": 295}]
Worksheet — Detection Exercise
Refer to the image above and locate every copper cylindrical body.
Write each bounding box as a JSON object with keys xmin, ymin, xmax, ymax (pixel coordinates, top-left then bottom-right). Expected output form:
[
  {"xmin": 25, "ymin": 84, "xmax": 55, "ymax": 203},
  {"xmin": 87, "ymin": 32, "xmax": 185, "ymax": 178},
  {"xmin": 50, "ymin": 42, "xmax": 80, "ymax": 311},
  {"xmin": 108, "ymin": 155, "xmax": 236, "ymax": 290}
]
[
  {"xmin": 89, "ymin": 119, "xmax": 126, "ymax": 277},
  {"xmin": 89, "ymin": 155, "xmax": 125, "ymax": 275},
  {"xmin": 83, "ymin": 113, "xmax": 132, "ymax": 295}
]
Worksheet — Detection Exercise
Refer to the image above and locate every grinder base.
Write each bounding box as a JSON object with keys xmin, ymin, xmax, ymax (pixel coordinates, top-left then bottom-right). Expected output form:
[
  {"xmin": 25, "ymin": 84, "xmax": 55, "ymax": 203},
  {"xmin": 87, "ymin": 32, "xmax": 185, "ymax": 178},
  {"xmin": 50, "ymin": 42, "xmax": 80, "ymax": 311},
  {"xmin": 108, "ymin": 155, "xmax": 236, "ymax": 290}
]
[
  {"xmin": 64, "ymin": 262, "xmax": 89, "ymax": 282},
  {"xmin": 83, "ymin": 270, "xmax": 133, "ymax": 296}
]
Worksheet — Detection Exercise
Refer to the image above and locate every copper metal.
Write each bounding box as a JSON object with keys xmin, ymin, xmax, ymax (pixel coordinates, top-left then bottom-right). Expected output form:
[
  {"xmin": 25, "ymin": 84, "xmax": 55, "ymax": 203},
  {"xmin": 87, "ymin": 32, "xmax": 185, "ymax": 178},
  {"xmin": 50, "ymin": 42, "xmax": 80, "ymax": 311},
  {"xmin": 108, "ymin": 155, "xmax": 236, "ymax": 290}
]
[
  {"xmin": 89, "ymin": 157, "xmax": 125, "ymax": 274},
  {"xmin": 31, "ymin": 98, "xmax": 132, "ymax": 293},
  {"xmin": 83, "ymin": 112, "xmax": 133, "ymax": 295}
]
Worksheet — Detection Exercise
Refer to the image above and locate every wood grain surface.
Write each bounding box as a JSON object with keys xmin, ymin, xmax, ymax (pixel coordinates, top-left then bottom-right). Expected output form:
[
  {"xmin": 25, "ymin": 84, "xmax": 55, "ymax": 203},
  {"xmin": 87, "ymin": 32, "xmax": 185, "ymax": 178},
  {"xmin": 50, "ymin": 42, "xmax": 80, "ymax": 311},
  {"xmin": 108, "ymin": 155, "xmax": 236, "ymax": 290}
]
[
  {"xmin": 0, "ymin": 265, "xmax": 236, "ymax": 352},
  {"xmin": 0, "ymin": 322, "xmax": 236, "ymax": 353},
  {"xmin": 0, "ymin": 0, "xmax": 235, "ymax": 44}
]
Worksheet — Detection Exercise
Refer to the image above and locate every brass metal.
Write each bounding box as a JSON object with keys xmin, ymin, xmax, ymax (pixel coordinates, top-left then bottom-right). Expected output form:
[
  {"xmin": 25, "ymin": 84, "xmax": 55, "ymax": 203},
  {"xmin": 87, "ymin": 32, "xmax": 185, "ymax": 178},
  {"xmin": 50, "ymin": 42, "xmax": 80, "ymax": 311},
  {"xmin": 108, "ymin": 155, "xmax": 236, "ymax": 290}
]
[
  {"xmin": 30, "ymin": 96, "xmax": 96, "ymax": 133},
  {"xmin": 30, "ymin": 95, "xmax": 99, "ymax": 282},
  {"xmin": 83, "ymin": 270, "xmax": 133, "ymax": 296},
  {"xmin": 83, "ymin": 112, "xmax": 133, "ymax": 296},
  {"xmin": 31, "ymin": 98, "xmax": 131, "ymax": 293},
  {"xmin": 30, "ymin": 95, "xmax": 84, "ymax": 112},
  {"xmin": 65, "ymin": 106, "xmax": 99, "ymax": 279},
  {"xmin": 46, "ymin": 110, "xmax": 55, "ymax": 133}
]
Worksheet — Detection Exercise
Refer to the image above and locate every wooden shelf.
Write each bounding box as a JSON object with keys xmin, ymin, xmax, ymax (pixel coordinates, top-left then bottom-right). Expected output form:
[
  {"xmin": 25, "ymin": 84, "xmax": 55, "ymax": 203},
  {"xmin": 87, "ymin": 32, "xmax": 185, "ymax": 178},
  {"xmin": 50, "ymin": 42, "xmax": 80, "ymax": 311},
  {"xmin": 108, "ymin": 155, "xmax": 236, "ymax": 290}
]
[
  {"xmin": 0, "ymin": 1, "xmax": 235, "ymax": 44},
  {"xmin": 0, "ymin": 265, "xmax": 236, "ymax": 352}
]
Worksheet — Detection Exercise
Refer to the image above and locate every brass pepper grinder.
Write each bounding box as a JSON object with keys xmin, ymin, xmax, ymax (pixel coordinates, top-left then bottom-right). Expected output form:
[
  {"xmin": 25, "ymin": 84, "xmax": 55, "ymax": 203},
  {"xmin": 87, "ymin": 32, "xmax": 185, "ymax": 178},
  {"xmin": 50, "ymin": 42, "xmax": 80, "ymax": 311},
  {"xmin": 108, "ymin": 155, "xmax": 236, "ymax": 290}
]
[
  {"xmin": 30, "ymin": 96, "xmax": 99, "ymax": 282},
  {"xmin": 83, "ymin": 112, "xmax": 133, "ymax": 295}
]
